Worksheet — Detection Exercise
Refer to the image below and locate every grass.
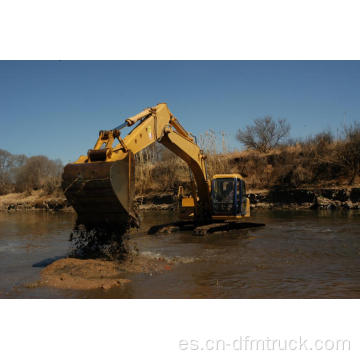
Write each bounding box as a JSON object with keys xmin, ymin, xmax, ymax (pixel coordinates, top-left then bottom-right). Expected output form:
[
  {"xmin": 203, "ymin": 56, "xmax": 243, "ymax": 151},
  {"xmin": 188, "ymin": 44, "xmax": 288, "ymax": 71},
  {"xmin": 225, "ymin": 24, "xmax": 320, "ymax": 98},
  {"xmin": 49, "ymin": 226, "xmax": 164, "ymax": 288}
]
[
  {"xmin": 133, "ymin": 127, "xmax": 360, "ymax": 195},
  {"xmin": 2, "ymin": 124, "xmax": 359, "ymax": 200}
]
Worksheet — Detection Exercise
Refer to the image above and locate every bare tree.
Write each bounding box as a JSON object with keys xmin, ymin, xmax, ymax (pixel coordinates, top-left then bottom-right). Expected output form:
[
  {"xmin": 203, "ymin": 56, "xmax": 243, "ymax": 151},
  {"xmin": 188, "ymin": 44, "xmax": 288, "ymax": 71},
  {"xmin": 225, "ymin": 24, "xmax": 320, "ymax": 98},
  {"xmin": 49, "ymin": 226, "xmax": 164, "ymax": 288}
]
[
  {"xmin": 337, "ymin": 121, "xmax": 360, "ymax": 185},
  {"xmin": 15, "ymin": 155, "xmax": 63, "ymax": 193},
  {"xmin": 236, "ymin": 116, "xmax": 291, "ymax": 152},
  {"xmin": 0, "ymin": 150, "xmax": 28, "ymax": 194},
  {"xmin": 0, "ymin": 149, "xmax": 13, "ymax": 194}
]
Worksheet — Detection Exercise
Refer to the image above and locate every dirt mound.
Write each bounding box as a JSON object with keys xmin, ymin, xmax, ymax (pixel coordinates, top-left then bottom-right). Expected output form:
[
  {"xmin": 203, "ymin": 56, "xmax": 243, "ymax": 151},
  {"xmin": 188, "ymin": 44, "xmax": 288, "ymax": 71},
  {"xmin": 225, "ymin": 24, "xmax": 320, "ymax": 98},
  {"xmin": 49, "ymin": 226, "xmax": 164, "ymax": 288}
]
[
  {"xmin": 37, "ymin": 258, "xmax": 130, "ymax": 290},
  {"xmin": 31, "ymin": 253, "xmax": 177, "ymax": 290}
]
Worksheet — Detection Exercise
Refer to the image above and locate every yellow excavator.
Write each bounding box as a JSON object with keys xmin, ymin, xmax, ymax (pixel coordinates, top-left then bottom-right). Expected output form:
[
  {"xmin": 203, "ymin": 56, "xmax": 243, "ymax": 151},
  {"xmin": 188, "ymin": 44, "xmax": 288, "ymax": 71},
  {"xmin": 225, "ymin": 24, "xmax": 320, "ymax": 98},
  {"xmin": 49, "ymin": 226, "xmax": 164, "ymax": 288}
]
[{"xmin": 62, "ymin": 103, "xmax": 250, "ymax": 229}]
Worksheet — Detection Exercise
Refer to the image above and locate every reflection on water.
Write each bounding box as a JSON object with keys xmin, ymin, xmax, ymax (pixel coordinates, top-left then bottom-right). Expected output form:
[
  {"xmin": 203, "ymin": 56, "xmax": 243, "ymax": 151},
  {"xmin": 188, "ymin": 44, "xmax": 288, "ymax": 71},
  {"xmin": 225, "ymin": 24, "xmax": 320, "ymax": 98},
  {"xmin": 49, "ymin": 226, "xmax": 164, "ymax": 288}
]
[{"xmin": 1, "ymin": 209, "xmax": 360, "ymax": 298}]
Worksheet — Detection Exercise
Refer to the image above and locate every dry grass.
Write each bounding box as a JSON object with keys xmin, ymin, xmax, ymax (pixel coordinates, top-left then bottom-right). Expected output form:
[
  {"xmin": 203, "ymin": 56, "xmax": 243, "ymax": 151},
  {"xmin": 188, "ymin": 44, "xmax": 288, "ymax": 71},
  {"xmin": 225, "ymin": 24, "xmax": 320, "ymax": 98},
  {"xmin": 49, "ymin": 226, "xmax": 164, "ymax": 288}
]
[
  {"xmin": 134, "ymin": 130, "xmax": 234, "ymax": 195},
  {"xmin": 135, "ymin": 145, "xmax": 190, "ymax": 194},
  {"xmin": 2, "ymin": 125, "xmax": 359, "ymax": 200},
  {"xmin": 0, "ymin": 189, "xmax": 66, "ymax": 209},
  {"xmin": 134, "ymin": 126, "xmax": 360, "ymax": 195},
  {"xmin": 227, "ymin": 138, "xmax": 359, "ymax": 190}
]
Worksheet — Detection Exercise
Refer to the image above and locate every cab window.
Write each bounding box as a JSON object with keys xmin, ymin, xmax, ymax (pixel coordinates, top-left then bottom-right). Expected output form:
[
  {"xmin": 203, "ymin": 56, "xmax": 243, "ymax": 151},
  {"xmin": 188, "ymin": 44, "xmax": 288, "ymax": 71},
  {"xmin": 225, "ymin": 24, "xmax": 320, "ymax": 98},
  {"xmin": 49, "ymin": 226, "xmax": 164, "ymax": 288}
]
[{"xmin": 212, "ymin": 179, "xmax": 235, "ymax": 203}]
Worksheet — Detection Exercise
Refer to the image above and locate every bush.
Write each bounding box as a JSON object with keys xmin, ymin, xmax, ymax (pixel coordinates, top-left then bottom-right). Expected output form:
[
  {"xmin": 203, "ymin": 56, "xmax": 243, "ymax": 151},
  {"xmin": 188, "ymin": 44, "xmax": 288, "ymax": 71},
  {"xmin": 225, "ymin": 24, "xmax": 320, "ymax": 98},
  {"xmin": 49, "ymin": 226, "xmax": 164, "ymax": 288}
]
[
  {"xmin": 15, "ymin": 156, "xmax": 63, "ymax": 193},
  {"xmin": 0, "ymin": 148, "xmax": 63, "ymax": 195}
]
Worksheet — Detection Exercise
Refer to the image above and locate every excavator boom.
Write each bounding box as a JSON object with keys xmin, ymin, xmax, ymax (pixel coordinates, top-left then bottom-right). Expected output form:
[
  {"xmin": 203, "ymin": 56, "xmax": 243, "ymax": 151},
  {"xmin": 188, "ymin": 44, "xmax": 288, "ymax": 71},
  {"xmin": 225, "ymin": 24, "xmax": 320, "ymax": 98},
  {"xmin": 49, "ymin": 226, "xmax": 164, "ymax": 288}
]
[{"xmin": 62, "ymin": 103, "xmax": 211, "ymax": 229}]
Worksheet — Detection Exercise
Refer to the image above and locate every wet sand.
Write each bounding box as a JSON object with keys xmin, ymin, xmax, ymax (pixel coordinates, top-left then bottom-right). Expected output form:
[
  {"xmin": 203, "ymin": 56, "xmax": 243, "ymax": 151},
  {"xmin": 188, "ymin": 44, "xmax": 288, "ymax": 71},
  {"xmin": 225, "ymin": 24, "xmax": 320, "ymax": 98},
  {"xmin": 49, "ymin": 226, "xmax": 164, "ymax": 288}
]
[
  {"xmin": 29, "ymin": 252, "xmax": 183, "ymax": 290},
  {"xmin": 33, "ymin": 258, "xmax": 130, "ymax": 290}
]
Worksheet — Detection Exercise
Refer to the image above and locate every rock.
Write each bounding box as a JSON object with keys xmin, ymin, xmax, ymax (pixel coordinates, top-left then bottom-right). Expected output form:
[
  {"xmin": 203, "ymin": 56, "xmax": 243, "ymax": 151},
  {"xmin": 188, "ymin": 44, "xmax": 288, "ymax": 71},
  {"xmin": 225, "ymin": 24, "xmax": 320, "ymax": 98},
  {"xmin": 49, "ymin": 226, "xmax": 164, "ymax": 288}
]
[
  {"xmin": 249, "ymin": 188, "xmax": 360, "ymax": 210},
  {"xmin": 268, "ymin": 189, "xmax": 316, "ymax": 205},
  {"xmin": 314, "ymin": 196, "xmax": 343, "ymax": 209},
  {"xmin": 315, "ymin": 196, "xmax": 334, "ymax": 209},
  {"xmin": 7, "ymin": 204, "xmax": 16, "ymax": 211},
  {"xmin": 319, "ymin": 189, "xmax": 349, "ymax": 202},
  {"xmin": 342, "ymin": 201, "xmax": 352, "ymax": 209},
  {"xmin": 350, "ymin": 188, "xmax": 360, "ymax": 203},
  {"xmin": 248, "ymin": 193, "xmax": 268, "ymax": 204},
  {"xmin": 46, "ymin": 200, "xmax": 65, "ymax": 210},
  {"xmin": 251, "ymin": 202, "xmax": 272, "ymax": 209}
]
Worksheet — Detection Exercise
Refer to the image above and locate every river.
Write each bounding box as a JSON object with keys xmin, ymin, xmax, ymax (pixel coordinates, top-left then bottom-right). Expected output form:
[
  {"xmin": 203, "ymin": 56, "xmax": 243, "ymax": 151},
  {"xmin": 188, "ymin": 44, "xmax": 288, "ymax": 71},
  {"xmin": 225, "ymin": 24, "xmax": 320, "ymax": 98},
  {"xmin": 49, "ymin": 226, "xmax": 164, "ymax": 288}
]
[{"xmin": 1, "ymin": 209, "xmax": 360, "ymax": 298}]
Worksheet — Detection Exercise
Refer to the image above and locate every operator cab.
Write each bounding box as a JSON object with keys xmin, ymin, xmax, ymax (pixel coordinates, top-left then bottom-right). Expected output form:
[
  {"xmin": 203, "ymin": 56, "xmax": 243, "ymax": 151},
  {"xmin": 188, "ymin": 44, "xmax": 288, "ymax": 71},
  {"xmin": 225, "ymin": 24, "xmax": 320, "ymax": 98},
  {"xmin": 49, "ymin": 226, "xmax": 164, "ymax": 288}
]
[{"xmin": 211, "ymin": 174, "xmax": 250, "ymax": 220}]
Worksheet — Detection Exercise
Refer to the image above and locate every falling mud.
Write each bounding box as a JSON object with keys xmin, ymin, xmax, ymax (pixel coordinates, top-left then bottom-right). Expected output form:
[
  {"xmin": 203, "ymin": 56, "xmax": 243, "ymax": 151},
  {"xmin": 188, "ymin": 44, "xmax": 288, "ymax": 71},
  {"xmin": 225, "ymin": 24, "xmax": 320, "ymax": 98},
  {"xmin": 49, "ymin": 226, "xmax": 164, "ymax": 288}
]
[{"xmin": 69, "ymin": 223, "xmax": 136, "ymax": 260}]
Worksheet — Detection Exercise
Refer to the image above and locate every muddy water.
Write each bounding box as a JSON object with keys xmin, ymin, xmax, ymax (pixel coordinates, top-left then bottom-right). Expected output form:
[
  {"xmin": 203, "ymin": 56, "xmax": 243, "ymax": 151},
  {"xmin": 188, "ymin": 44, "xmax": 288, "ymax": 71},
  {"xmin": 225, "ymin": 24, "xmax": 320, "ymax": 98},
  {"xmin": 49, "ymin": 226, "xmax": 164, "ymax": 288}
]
[{"xmin": 1, "ymin": 209, "xmax": 360, "ymax": 298}]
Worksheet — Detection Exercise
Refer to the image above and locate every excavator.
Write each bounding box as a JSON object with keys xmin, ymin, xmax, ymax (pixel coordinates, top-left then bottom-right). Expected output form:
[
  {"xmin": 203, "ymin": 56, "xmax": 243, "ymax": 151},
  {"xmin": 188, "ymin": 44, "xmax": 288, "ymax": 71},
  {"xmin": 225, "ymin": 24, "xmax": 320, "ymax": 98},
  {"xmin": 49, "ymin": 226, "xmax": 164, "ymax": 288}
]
[{"xmin": 62, "ymin": 103, "xmax": 250, "ymax": 231}]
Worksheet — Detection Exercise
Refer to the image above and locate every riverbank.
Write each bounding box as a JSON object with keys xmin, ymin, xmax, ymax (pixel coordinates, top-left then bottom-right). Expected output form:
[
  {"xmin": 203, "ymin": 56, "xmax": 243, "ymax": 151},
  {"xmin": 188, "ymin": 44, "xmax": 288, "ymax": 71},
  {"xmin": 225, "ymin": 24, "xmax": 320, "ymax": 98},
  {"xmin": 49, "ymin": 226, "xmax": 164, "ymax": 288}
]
[
  {"xmin": 248, "ymin": 187, "xmax": 360, "ymax": 210},
  {"xmin": 136, "ymin": 187, "xmax": 360, "ymax": 210},
  {"xmin": 2, "ymin": 187, "xmax": 360, "ymax": 213},
  {"xmin": 0, "ymin": 191, "xmax": 71, "ymax": 212}
]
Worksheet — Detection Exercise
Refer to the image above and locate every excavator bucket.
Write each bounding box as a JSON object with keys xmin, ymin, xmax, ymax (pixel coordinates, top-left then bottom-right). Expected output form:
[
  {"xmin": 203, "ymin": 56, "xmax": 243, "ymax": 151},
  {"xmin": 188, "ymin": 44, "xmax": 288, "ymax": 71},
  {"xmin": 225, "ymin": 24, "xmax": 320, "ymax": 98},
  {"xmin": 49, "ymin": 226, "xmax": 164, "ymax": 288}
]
[{"xmin": 62, "ymin": 152, "xmax": 139, "ymax": 229}]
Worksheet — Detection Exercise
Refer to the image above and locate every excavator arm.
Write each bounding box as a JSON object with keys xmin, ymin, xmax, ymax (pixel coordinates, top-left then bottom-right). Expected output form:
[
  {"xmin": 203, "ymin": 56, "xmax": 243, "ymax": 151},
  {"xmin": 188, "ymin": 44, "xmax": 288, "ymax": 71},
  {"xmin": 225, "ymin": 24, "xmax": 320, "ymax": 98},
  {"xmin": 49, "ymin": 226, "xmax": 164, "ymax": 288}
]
[{"xmin": 62, "ymin": 103, "xmax": 211, "ymax": 229}]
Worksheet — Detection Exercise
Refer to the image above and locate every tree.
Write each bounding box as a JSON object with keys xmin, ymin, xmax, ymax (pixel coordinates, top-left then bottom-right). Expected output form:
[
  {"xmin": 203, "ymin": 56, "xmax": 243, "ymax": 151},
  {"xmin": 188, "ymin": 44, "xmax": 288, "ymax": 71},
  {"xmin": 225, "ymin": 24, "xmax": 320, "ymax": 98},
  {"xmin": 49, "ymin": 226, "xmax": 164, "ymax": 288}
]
[
  {"xmin": 337, "ymin": 121, "xmax": 360, "ymax": 185},
  {"xmin": 0, "ymin": 149, "xmax": 13, "ymax": 194},
  {"xmin": 0, "ymin": 149, "xmax": 28, "ymax": 194},
  {"xmin": 236, "ymin": 116, "xmax": 290, "ymax": 153},
  {"xmin": 15, "ymin": 155, "xmax": 63, "ymax": 192}
]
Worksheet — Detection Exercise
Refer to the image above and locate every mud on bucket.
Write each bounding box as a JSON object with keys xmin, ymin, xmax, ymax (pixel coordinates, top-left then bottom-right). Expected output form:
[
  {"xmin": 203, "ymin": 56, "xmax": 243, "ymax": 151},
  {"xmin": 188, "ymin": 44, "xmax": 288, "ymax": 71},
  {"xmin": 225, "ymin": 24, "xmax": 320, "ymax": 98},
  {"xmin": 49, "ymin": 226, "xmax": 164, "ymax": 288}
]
[{"xmin": 62, "ymin": 152, "xmax": 139, "ymax": 230}]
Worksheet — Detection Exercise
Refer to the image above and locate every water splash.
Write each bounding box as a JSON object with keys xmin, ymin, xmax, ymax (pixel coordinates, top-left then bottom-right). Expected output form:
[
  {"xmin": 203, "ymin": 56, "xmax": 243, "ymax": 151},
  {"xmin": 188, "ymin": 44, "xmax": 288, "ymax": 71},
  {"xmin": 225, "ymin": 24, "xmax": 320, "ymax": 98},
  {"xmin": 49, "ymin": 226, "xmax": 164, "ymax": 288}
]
[
  {"xmin": 69, "ymin": 222, "xmax": 138, "ymax": 260},
  {"xmin": 139, "ymin": 250, "xmax": 200, "ymax": 264}
]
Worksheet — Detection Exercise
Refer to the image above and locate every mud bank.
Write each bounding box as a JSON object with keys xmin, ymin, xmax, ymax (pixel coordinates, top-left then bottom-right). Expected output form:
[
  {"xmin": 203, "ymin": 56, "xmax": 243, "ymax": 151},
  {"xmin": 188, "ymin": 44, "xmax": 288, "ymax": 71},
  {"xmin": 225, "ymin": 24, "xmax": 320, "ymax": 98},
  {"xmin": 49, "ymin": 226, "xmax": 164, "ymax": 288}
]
[
  {"xmin": 136, "ymin": 187, "xmax": 360, "ymax": 211},
  {"xmin": 249, "ymin": 187, "xmax": 360, "ymax": 210},
  {"xmin": 32, "ymin": 258, "xmax": 130, "ymax": 290},
  {"xmin": 3, "ymin": 187, "xmax": 360, "ymax": 213},
  {"xmin": 0, "ymin": 191, "xmax": 72, "ymax": 212},
  {"xmin": 1, "ymin": 191, "xmax": 170, "ymax": 212},
  {"xmin": 136, "ymin": 193, "xmax": 176, "ymax": 211},
  {"xmin": 29, "ymin": 252, "xmax": 194, "ymax": 290},
  {"xmin": 136, "ymin": 188, "xmax": 360, "ymax": 211}
]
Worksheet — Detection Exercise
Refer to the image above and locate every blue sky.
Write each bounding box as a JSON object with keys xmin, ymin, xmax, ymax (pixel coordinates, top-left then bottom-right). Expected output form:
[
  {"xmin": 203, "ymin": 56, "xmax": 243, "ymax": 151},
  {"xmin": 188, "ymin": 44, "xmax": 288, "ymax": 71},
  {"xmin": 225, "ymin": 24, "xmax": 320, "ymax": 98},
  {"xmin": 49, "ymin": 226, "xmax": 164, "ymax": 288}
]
[{"xmin": 1, "ymin": 61, "xmax": 359, "ymax": 164}]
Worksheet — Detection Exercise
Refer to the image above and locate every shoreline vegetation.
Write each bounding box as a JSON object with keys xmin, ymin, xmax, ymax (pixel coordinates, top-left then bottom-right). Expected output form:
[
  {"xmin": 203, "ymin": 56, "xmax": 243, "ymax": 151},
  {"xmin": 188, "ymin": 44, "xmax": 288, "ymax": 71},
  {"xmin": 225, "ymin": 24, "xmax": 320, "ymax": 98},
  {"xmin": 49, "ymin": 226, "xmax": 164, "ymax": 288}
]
[
  {"xmin": 1, "ymin": 119, "xmax": 360, "ymax": 213},
  {"xmin": 1, "ymin": 186, "xmax": 360, "ymax": 213}
]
